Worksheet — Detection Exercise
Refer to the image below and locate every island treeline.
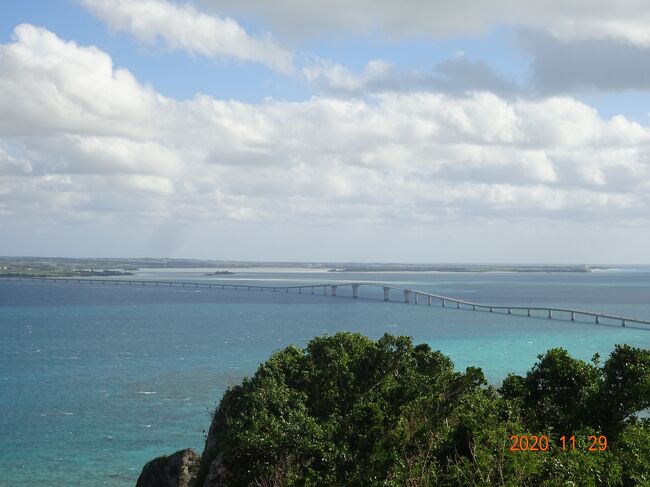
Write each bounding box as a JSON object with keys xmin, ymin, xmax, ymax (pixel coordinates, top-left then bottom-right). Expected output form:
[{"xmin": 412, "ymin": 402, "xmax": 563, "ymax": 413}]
[
  {"xmin": 138, "ymin": 333, "xmax": 649, "ymax": 487},
  {"xmin": 328, "ymin": 264, "xmax": 593, "ymax": 273},
  {"xmin": 0, "ymin": 256, "xmax": 603, "ymax": 276}
]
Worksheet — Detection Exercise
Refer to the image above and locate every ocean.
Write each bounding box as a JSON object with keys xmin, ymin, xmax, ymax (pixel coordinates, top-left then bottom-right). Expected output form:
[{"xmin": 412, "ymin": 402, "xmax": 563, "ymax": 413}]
[{"xmin": 1, "ymin": 268, "xmax": 649, "ymax": 485}]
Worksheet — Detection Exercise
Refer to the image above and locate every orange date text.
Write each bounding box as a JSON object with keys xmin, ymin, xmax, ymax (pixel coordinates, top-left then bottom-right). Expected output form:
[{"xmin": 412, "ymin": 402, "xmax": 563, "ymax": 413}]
[{"xmin": 509, "ymin": 435, "xmax": 607, "ymax": 452}]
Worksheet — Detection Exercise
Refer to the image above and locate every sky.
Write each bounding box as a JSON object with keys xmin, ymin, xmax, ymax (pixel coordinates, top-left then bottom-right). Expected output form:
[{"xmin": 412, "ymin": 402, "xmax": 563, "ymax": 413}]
[{"xmin": 1, "ymin": 0, "xmax": 650, "ymax": 263}]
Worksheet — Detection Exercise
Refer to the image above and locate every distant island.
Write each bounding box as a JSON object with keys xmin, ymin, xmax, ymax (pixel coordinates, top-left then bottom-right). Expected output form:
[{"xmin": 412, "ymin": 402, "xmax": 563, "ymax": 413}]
[
  {"xmin": 0, "ymin": 267, "xmax": 133, "ymax": 278},
  {"xmin": 328, "ymin": 264, "xmax": 595, "ymax": 273},
  {"xmin": 0, "ymin": 255, "xmax": 328, "ymax": 271},
  {"xmin": 0, "ymin": 256, "xmax": 141, "ymax": 278},
  {"xmin": 0, "ymin": 256, "xmax": 609, "ymax": 276}
]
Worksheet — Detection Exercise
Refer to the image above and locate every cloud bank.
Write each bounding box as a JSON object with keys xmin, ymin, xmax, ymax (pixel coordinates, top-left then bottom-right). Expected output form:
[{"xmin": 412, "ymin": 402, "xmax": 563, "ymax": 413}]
[
  {"xmin": 520, "ymin": 30, "xmax": 650, "ymax": 94},
  {"xmin": 201, "ymin": 0, "xmax": 650, "ymax": 47},
  {"xmin": 80, "ymin": 0, "xmax": 650, "ymax": 97},
  {"xmin": 2, "ymin": 24, "xmax": 650, "ymax": 235}
]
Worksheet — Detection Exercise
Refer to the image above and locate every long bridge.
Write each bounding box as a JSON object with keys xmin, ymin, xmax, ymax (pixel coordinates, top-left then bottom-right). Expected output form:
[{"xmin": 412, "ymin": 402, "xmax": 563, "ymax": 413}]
[{"xmin": 3, "ymin": 276, "xmax": 650, "ymax": 329}]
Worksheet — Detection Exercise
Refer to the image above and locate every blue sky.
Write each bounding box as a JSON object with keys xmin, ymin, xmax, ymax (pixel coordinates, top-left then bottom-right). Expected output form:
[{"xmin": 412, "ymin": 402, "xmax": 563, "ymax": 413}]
[
  {"xmin": 1, "ymin": 0, "xmax": 650, "ymax": 262},
  {"xmin": 0, "ymin": 1, "xmax": 531, "ymax": 104},
  {"xmin": 0, "ymin": 0, "xmax": 305, "ymax": 102}
]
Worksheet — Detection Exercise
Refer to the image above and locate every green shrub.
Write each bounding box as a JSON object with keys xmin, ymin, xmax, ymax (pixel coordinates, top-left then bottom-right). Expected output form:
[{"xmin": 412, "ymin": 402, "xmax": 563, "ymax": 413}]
[{"xmin": 197, "ymin": 333, "xmax": 650, "ymax": 486}]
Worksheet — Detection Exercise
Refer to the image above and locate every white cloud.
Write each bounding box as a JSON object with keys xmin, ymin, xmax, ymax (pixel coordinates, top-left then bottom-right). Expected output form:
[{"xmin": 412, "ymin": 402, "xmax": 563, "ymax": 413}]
[
  {"xmin": 545, "ymin": 14, "xmax": 650, "ymax": 47},
  {"xmin": 0, "ymin": 147, "xmax": 32, "ymax": 175},
  {"xmin": 303, "ymin": 57, "xmax": 517, "ymax": 97},
  {"xmin": 2, "ymin": 25, "xmax": 650, "ymax": 230},
  {"xmin": 81, "ymin": 0, "xmax": 294, "ymax": 73},
  {"xmin": 0, "ymin": 24, "xmax": 161, "ymax": 138},
  {"xmin": 303, "ymin": 59, "xmax": 392, "ymax": 93},
  {"xmin": 201, "ymin": 0, "xmax": 650, "ymax": 47}
]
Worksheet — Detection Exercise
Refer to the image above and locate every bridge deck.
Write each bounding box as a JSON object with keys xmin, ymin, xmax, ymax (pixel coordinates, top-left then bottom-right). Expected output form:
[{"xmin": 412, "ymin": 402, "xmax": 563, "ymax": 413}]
[{"xmin": 3, "ymin": 276, "xmax": 649, "ymax": 328}]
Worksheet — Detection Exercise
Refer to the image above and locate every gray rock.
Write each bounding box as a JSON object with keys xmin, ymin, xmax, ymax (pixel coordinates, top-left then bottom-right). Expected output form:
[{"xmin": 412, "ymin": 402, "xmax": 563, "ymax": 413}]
[
  {"xmin": 202, "ymin": 452, "xmax": 228, "ymax": 487},
  {"xmin": 196, "ymin": 414, "xmax": 229, "ymax": 486},
  {"xmin": 136, "ymin": 448, "xmax": 200, "ymax": 487}
]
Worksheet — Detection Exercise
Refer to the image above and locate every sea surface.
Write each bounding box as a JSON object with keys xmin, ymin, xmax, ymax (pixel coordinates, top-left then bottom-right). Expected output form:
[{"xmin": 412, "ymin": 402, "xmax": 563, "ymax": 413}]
[{"xmin": 1, "ymin": 268, "xmax": 650, "ymax": 485}]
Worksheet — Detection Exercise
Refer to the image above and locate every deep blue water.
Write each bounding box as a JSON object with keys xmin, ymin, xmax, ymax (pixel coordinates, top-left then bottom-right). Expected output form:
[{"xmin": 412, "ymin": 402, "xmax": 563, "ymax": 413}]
[{"xmin": 1, "ymin": 268, "xmax": 649, "ymax": 485}]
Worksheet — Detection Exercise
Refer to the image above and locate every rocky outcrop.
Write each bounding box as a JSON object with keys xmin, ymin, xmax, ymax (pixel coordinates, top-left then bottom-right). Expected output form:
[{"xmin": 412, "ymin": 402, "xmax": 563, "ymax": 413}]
[
  {"xmin": 136, "ymin": 448, "xmax": 201, "ymax": 487},
  {"xmin": 201, "ymin": 452, "xmax": 228, "ymax": 487},
  {"xmin": 137, "ymin": 414, "xmax": 229, "ymax": 487}
]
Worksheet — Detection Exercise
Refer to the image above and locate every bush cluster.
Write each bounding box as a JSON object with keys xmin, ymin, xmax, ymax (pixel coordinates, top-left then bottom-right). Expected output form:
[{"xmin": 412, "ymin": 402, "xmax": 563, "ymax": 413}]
[{"xmin": 198, "ymin": 333, "xmax": 650, "ymax": 486}]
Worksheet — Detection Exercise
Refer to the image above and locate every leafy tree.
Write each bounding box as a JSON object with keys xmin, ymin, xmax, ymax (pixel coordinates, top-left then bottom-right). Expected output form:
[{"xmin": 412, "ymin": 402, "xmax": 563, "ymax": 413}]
[
  {"xmin": 616, "ymin": 420, "xmax": 650, "ymax": 486},
  {"xmin": 499, "ymin": 348, "xmax": 601, "ymax": 434},
  {"xmin": 598, "ymin": 345, "xmax": 650, "ymax": 436},
  {"xmin": 195, "ymin": 334, "xmax": 650, "ymax": 486},
  {"xmin": 500, "ymin": 345, "xmax": 650, "ymax": 440}
]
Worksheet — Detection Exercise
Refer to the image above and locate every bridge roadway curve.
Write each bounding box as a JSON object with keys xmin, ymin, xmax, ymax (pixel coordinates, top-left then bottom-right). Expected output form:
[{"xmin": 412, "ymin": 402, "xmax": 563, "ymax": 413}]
[{"xmin": 3, "ymin": 276, "xmax": 650, "ymax": 329}]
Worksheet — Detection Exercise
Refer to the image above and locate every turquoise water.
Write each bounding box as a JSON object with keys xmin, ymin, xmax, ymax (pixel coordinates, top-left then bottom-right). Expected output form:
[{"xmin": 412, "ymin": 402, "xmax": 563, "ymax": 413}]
[{"xmin": 1, "ymin": 268, "xmax": 649, "ymax": 485}]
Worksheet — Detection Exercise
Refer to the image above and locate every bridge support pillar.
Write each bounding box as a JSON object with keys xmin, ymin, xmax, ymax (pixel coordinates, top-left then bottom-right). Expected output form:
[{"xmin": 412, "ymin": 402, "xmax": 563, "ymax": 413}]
[
  {"xmin": 442, "ymin": 299, "xmax": 445, "ymax": 308},
  {"xmin": 404, "ymin": 290, "xmax": 410, "ymax": 303},
  {"xmin": 299, "ymin": 288, "xmax": 302, "ymax": 294},
  {"xmin": 527, "ymin": 309, "xmax": 531, "ymax": 317},
  {"xmin": 428, "ymin": 296, "xmax": 432, "ymax": 306},
  {"xmin": 352, "ymin": 284, "xmax": 359, "ymax": 299},
  {"xmin": 622, "ymin": 319, "xmax": 626, "ymax": 327},
  {"xmin": 311, "ymin": 287, "xmax": 314, "ymax": 295},
  {"xmin": 507, "ymin": 308, "xmax": 511, "ymax": 314},
  {"xmin": 414, "ymin": 293, "xmax": 419, "ymax": 304},
  {"xmin": 383, "ymin": 287, "xmax": 390, "ymax": 301},
  {"xmin": 457, "ymin": 302, "xmax": 460, "ymax": 309},
  {"xmin": 472, "ymin": 305, "xmax": 476, "ymax": 311},
  {"xmin": 596, "ymin": 315, "xmax": 599, "ymax": 324},
  {"xmin": 489, "ymin": 306, "xmax": 492, "ymax": 312},
  {"xmin": 331, "ymin": 285, "xmax": 337, "ymax": 297},
  {"xmin": 548, "ymin": 310, "xmax": 553, "ymax": 319},
  {"xmin": 571, "ymin": 312, "xmax": 575, "ymax": 321}
]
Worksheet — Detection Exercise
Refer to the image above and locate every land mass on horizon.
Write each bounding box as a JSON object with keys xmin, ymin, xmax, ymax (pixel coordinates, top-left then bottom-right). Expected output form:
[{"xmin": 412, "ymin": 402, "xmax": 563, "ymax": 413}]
[{"xmin": 0, "ymin": 256, "xmax": 604, "ymax": 277}]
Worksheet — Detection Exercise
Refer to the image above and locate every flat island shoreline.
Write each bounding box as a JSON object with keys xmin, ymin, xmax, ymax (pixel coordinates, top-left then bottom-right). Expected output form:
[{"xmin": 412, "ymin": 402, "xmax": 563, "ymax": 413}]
[
  {"xmin": 0, "ymin": 256, "xmax": 604, "ymax": 278},
  {"xmin": 327, "ymin": 264, "xmax": 596, "ymax": 273}
]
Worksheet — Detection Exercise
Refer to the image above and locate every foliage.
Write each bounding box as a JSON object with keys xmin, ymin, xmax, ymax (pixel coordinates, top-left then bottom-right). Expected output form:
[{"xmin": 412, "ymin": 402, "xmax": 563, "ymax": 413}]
[
  {"xmin": 499, "ymin": 348, "xmax": 601, "ymax": 434},
  {"xmin": 500, "ymin": 345, "xmax": 650, "ymax": 438},
  {"xmin": 197, "ymin": 333, "xmax": 650, "ymax": 486}
]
